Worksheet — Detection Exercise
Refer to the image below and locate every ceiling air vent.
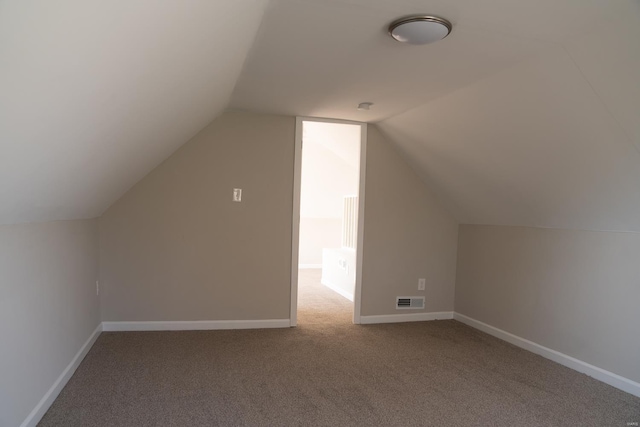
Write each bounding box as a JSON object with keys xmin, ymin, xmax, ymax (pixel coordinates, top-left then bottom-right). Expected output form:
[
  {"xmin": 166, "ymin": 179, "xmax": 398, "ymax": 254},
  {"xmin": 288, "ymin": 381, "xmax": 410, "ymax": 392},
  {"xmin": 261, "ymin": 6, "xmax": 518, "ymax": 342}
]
[{"xmin": 396, "ymin": 296, "xmax": 425, "ymax": 309}]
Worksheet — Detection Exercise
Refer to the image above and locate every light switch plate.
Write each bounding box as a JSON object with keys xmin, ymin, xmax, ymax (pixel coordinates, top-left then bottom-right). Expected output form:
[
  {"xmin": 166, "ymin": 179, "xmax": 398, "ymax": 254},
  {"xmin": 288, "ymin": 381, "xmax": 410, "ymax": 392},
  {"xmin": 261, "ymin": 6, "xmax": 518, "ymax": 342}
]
[{"xmin": 233, "ymin": 188, "xmax": 242, "ymax": 202}]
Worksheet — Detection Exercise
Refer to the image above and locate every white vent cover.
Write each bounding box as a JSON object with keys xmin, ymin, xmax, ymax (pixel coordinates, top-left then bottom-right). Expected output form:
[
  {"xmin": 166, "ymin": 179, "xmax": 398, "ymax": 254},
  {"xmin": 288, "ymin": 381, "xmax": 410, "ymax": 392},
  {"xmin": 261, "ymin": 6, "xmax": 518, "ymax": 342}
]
[{"xmin": 396, "ymin": 296, "xmax": 425, "ymax": 309}]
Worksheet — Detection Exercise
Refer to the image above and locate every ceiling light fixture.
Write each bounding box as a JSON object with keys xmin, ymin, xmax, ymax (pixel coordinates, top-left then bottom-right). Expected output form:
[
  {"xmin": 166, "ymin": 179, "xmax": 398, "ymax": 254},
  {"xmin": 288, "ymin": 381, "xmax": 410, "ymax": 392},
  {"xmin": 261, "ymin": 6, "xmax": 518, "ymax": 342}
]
[
  {"xmin": 357, "ymin": 102, "xmax": 373, "ymax": 111},
  {"xmin": 388, "ymin": 15, "xmax": 452, "ymax": 45}
]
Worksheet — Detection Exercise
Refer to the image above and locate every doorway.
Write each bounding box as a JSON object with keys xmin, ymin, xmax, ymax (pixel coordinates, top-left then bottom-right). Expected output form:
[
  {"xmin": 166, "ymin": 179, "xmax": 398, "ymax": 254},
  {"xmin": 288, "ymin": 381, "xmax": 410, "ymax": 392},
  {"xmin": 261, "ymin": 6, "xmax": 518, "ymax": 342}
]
[{"xmin": 290, "ymin": 117, "xmax": 367, "ymax": 326}]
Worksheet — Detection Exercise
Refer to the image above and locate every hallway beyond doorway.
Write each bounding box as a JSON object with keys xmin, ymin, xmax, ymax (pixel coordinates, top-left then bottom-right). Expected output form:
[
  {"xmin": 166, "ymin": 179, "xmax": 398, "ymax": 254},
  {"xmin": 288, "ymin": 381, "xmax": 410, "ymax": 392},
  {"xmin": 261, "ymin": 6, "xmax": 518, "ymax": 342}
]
[{"xmin": 297, "ymin": 269, "xmax": 351, "ymax": 326}]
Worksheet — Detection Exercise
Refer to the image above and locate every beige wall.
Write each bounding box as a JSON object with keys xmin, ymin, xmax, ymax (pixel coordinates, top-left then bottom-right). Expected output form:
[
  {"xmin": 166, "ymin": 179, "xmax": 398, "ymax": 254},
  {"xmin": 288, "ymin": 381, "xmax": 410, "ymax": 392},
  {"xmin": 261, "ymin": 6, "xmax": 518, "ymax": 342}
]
[
  {"xmin": 0, "ymin": 219, "xmax": 99, "ymax": 427},
  {"xmin": 99, "ymin": 112, "xmax": 295, "ymax": 321},
  {"xmin": 360, "ymin": 126, "xmax": 459, "ymax": 316},
  {"xmin": 99, "ymin": 113, "xmax": 460, "ymax": 322},
  {"xmin": 455, "ymin": 225, "xmax": 640, "ymax": 383}
]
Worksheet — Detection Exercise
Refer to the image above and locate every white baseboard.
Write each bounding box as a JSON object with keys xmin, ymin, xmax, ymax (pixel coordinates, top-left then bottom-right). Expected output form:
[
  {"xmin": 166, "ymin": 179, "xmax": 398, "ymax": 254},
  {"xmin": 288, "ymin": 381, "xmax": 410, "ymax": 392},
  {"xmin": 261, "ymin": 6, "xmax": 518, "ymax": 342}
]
[
  {"xmin": 320, "ymin": 278, "xmax": 354, "ymax": 302},
  {"xmin": 20, "ymin": 323, "xmax": 102, "ymax": 427},
  {"xmin": 102, "ymin": 319, "xmax": 291, "ymax": 332},
  {"xmin": 298, "ymin": 264, "xmax": 322, "ymax": 269},
  {"xmin": 453, "ymin": 312, "xmax": 640, "ymax": 398},
  {"xmin": 360, "ymin": 311, "xmax": 454, "ymax": 324}
]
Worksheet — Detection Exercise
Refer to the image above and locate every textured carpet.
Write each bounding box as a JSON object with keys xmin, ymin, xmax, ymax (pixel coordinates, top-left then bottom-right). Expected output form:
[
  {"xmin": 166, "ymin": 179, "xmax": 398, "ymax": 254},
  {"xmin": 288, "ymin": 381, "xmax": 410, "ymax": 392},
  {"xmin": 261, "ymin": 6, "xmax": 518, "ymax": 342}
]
[{"xmin": 39, "ymin": 269, "xmax": 640, "ymax": 426}]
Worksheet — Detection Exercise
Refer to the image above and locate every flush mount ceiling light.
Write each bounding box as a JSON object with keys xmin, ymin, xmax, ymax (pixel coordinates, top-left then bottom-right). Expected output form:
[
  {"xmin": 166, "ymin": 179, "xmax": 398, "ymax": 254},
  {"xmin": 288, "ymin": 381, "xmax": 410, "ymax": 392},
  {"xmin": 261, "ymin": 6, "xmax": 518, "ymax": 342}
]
[
  {"xmin": 357, "ymin": 102, "xmax": 373, "ymax": 111},
  {"xmin": 388, "ymin": 15, "xmax": 452, "ymax": 45}
]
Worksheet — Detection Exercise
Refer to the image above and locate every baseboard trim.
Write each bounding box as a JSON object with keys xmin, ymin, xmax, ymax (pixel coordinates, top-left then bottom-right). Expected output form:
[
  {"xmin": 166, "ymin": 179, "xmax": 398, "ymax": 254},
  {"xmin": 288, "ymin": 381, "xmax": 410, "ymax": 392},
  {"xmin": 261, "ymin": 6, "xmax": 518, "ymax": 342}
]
[
  {"xmin": 298, "ymin": 264, "xmax": 322, "ymax": 269},
  {"xmin": 320, "ymin": 278, "xmax": 354, "ymax": 302},
  {"xmin": 360, "ymin": 312, "xmax": 453, "ymax": 324},
  {"xmin": 453, "ymin": 312, "xmax": 640, "ymax": 398},
  {"xmin": 102, "ymin": 319, "xmax": 291, "ymax": 332},
  {"xmin": 20, "ymin": 323, "xmax": 102, "ymax": 427}
]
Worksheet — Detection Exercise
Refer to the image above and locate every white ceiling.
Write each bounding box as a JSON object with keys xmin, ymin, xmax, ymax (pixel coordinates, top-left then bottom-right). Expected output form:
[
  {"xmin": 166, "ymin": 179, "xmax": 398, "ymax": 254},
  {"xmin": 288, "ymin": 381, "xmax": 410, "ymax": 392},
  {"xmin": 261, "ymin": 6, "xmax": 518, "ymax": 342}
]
[
  {"xmin": 301, "ymin": 122, "xmax": 360, "ymax": 218},
  {"xmin": 0, "ymin": 0, "xmax": 267, "ymax": 224},
  {"xmin": 303, "ymin": 121, "xmax": 361, "ymax": 169},
  {"xmin": 377, "ymin": 3, "xmax": 640, "ymax": 231},
  {"xmin": 230, "ymin": 0, "xmax": 631, "ymax": 122},
  {"xmin": 231, "ymin": 0, "xmax": 548, "ymax": 122},
  {"xmin": 379, "ymin": 43, "xmax": 640, "ymax": 231},
  {"xmin": 233, "ymin": 0, "xmax": 640, "ymax": 231},
  {"xmin": 2, "ymin": 0, "xmax": 639, "ymax": 231}
]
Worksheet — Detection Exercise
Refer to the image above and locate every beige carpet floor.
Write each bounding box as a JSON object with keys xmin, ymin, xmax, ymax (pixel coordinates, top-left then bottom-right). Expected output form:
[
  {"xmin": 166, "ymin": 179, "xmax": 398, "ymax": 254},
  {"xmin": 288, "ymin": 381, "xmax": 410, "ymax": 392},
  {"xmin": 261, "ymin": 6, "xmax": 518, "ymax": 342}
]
[{"xmin": 39, "ymin": 269, "xmax": 639, "ymax": 426}]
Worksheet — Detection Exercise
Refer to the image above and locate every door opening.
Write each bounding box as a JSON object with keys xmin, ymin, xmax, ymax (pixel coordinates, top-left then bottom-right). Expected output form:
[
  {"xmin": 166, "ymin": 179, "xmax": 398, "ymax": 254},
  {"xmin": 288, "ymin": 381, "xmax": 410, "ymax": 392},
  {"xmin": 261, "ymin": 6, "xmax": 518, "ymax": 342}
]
[{"xmin": 290, "ymin": 117, "xmax": 367, "ymax": 326}]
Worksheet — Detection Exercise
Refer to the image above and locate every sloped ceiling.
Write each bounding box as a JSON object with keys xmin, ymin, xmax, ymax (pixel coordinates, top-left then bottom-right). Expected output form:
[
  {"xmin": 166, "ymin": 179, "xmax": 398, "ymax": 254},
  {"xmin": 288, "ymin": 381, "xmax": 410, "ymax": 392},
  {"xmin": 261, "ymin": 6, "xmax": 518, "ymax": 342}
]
[
  {"xmin": 0, "ymin": 0, "xmax": 267, "ymax": 225},
  {"xmin": 2, "ymin": 0, "xmax": 639, "ymax": 231},
  {"xmin": 233, "ymin": 0, "xmax": 640, "ymax": 231},
  {"xmin": 231, "ymin": 0, "xmax": 547, "ymax": 121},
  {"xmin": 377, "ymin": 3, "xmax": 640, "ymax": 231},
  {"xmin": 303, "ymin": 121, "xmax": 361, "ymax": 169}
]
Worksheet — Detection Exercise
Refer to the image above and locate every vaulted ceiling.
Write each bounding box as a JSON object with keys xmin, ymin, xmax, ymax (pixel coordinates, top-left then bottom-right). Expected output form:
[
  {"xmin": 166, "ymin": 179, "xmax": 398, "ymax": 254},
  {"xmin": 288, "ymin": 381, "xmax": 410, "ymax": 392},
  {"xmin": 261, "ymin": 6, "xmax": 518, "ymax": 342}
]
[
  {"xmin": 0, "ymin": 0, "xmax": 267, "ymax": 224},
  {"xmin": 2, "ymin": 0, "xmax": 639, "ymax": 230}
]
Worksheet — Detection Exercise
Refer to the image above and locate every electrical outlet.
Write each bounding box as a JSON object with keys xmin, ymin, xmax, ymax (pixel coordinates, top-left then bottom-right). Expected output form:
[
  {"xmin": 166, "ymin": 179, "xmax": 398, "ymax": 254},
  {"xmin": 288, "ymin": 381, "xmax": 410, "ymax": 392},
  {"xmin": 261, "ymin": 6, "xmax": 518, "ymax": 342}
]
[
  {"xmin": 418, "ymin": 278, "xmax": 426, "ymax": 291},
  {"xmin": 96, "ymin": 280, "xmax": 99, "ymax": 296}
]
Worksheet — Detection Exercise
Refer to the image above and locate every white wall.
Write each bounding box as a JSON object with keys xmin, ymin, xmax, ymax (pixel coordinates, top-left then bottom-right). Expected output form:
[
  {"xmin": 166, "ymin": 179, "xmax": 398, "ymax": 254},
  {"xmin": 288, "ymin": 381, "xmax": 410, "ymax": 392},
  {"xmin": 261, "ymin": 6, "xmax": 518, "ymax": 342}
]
[
  {"xmin": 455, "ymin": 225, "xmax": 640, "ymax": 384},
  {"xmin": 322, "ymin": 248, "xmax": 356, "ymax": 300},
  {"xmin": 298, "ymin": 217, "xmax": 341, "ymax": 265},
  {"xmin": 299, "ymin": 121, "xmax": 360, "ymax": 265},
  {"xmin": 0, "ymin": 219, "xmax": 100, "ymax": 427}
]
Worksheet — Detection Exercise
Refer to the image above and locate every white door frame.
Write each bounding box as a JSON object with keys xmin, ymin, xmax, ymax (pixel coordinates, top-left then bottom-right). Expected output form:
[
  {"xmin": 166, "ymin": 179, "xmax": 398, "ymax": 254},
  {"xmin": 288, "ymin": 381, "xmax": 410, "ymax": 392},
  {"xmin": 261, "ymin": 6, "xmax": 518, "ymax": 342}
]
[{"xmin": 290, "ymin": 116, "xmax": 367, "ymax": 326}]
